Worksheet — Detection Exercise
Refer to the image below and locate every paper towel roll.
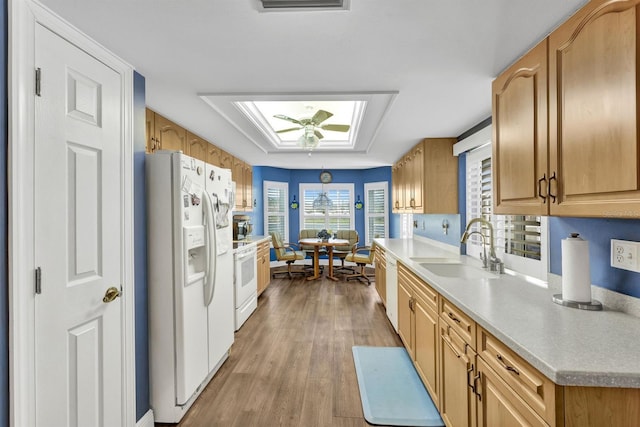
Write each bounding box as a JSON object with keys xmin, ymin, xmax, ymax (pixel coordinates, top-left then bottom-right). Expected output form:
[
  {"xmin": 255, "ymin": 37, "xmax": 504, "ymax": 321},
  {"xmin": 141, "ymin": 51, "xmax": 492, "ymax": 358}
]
[{"xmin": 562, "ymin": 233, "xmax": 592, "ymax": 302}]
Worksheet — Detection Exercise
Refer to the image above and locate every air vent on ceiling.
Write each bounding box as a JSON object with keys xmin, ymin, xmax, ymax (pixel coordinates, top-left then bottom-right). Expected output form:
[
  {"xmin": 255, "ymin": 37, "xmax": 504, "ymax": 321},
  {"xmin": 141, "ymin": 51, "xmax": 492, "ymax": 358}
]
[{"xmin": 259, "ymin": 0, "xmax": 349, "ymax": 11}]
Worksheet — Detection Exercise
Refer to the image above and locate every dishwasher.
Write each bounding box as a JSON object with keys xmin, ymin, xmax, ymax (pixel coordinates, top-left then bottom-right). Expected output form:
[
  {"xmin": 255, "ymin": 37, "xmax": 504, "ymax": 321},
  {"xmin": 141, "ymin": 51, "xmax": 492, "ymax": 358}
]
[{"xmin": 386, "ymin": 254, "xmax": 398, "ymax": 332}]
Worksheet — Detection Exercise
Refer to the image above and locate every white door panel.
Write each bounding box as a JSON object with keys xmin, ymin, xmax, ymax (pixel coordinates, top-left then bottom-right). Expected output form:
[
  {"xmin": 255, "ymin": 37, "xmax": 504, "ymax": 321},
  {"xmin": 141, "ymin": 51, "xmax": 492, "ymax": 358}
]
[{"xmin": 34, "ymin": 23, "xmax": 123, "ymax": 427}]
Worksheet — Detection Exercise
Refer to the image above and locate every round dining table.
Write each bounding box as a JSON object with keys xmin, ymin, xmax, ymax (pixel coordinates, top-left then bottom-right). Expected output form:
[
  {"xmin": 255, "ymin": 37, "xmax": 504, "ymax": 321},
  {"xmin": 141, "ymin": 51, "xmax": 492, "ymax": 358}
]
[{"xmin": 298, "ymin": 238, "xmax": 350, "ymax": 281}]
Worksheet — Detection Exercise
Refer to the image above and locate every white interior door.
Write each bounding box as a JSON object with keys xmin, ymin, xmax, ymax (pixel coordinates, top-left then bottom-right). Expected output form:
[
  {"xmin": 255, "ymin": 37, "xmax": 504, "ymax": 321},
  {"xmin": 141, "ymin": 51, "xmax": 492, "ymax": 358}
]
[{"xmin": 34, "ymin": 23, "xmax": 124, "ymax": 427}]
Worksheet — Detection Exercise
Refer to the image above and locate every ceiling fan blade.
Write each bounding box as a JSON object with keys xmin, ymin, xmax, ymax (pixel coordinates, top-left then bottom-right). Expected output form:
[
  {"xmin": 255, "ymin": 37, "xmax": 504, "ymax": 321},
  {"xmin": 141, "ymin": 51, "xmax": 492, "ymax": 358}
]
[
  {"xmin": 276, "ymin": 127, "xmax": 302, "ymax": 133},
  {"xmin": 274, "ymin": 114, "xmax": 303, "ymax": 125},
  {"xmin": 311, "ymin": 109, "xmax": 333, "ymax": 125},
  {"xmin": 321, "ymin": 124, "xmax": 351, "ymax": 132},
  {"xmin": 314, "ymin": 130, "xmax": 324, "ymax": 140}
]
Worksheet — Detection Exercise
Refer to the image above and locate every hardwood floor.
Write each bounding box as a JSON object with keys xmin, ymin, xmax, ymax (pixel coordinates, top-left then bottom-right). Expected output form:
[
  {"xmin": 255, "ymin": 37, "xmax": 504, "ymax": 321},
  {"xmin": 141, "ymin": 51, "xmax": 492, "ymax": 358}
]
[{"xmin": 158, "ymin": 270, "xmax": 402, "ymax": 427}]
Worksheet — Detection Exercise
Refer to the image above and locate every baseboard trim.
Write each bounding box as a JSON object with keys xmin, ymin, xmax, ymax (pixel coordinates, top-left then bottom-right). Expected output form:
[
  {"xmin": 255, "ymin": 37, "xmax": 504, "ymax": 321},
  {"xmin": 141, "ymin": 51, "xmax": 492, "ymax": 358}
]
[{"xmin": 136, "ymin": 409, "xmax": 154, "ymax": 427}]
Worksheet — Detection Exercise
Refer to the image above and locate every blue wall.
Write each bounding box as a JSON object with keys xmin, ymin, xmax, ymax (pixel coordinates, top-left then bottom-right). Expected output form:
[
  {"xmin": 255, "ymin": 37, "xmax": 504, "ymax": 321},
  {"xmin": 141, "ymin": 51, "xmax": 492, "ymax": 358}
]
[
  {"xmin": 254, "ymin": 166, "xmax": 392, "ymax": 248},
  {"xmin": 133, "ymin": 72, "xmax": 150, "ymax": 420},
  {"xmin": 389, "ymin": 154, "xmax": 466, "ymax": 249},
  {"xmin": 550, "ymin": 217, "xmax": 640, "ymax": 298},
  {"xmin": 1, "ymin": 0, "xmax": 8, "ymax": 424}
]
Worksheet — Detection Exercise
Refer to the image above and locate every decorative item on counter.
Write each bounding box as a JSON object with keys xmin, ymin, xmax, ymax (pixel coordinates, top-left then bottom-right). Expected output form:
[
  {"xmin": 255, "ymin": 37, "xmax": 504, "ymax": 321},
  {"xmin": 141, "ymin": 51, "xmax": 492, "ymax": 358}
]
[
  {"xmin": 290, "ymin": 195, "xmax": 299, "ymax": 210},
  {"xmin": 355, "ymin": 195, "xmax": 363, "ymax": 210},
  {"xmin": 442, "ymin": 219, "xmax": 449, "ymax": 235},
  {"xmin": 552, "ymin": 233, "xmax": 602, "ymax": 311},
  {"xmin": 317, "ymin": 229, "xmax": 331, "ymax": 242}
]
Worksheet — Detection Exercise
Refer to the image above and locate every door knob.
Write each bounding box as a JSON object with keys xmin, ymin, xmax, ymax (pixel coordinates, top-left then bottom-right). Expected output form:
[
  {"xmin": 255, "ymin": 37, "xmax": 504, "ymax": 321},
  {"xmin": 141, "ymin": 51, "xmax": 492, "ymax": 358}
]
[{"xmin": 103, "ymin": 286, "xmax": 121, "ymax": 303}]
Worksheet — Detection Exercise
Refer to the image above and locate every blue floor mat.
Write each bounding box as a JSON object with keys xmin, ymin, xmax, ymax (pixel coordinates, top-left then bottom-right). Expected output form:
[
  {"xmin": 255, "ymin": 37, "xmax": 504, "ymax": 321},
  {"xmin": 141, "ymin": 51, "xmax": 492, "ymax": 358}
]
[{"xmin": 352, "ymin": 346, "xmax": 444, "ymax": 426}]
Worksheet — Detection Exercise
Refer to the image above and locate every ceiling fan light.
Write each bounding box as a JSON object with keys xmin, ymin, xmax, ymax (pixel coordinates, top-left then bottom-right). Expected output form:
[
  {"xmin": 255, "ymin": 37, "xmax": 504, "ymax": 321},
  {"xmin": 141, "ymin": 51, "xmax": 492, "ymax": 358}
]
[{"xmin": 297, "ymin": 133, "xmax": 320, "ymax": 150}]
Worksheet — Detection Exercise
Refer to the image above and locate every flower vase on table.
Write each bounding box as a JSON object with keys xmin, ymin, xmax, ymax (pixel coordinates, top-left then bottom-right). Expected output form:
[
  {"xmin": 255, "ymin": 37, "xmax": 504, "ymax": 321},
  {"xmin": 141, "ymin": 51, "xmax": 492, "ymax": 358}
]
[{"xmin": 317, "ymin": 229, "xmax": 331, "ymax": 242}]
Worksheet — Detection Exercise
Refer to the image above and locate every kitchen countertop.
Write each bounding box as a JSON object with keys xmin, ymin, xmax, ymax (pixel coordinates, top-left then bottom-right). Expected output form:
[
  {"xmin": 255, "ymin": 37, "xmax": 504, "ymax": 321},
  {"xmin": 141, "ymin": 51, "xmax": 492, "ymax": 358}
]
[
  {"xmin": 376, "ymin": 237, "xmax": 640, "ymax": 388},
  {"xmin": 233, "ymin": 235, "xmax": 269, "ymax": 252}
]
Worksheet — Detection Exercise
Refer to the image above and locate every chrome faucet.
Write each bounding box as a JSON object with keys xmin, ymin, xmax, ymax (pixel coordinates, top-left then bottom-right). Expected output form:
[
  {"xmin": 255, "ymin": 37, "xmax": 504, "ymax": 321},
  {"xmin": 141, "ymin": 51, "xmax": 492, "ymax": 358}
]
[{"xmin": 461, "ymin": 218, "xmax": 504, "ymax": 273}]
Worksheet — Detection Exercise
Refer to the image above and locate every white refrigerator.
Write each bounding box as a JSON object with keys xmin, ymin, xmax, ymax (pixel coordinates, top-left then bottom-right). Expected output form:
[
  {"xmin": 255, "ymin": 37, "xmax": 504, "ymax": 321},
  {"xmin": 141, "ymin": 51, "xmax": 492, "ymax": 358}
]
[{"xmin": 147, "ymin": 151, "xmax": 234, "ymax": 423}]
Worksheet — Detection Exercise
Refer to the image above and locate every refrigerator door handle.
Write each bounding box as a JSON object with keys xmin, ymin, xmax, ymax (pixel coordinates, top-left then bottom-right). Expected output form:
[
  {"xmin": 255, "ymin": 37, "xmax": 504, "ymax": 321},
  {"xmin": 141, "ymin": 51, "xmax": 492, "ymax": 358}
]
[{"xmin": 202, "ymin": 190, "xmax": 217, "ymax": 307}]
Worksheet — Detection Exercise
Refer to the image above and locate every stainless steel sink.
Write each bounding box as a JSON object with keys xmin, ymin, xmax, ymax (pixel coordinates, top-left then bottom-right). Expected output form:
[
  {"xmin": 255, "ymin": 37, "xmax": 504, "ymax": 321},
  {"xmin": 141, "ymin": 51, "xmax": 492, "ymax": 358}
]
[{"xmin": 420, "ymin": 263, "xmax": 496, "ymax": 279}]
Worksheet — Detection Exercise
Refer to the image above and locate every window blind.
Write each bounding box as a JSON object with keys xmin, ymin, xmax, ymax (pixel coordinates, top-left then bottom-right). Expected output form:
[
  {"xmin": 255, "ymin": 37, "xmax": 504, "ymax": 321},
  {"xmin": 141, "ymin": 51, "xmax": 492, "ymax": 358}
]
[
  {"xmin": 466, "ymin": 146, "xmax": 541, "ymax": 262},
  {"xmin": 264, "ymin": 181, "xmax": 288, "ymax": 242},
  {"xmin": 365, "ymin": 183, "xmax": 388, "ymax": 245},
  {"xmin": 300, "ymin": 184, "xmax": 354, "ymax": 231}
]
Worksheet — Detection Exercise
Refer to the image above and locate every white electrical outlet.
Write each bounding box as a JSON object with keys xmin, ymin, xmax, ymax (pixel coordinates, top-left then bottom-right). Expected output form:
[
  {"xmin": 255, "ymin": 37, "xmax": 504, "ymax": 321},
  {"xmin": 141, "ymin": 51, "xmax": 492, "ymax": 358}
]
[{"xmin": 611, "ymin": 239, "xmax": 640, "ymax": 272}]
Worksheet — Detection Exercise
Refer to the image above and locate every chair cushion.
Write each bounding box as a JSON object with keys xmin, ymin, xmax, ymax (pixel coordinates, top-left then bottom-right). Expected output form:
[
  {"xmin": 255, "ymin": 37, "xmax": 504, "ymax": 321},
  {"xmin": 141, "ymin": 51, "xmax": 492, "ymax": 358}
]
[
  {"xmin": 334, "ymin": 230, "xmax": 358, "ymax": 252},
  {"xmin": 299, "ymin": 229, "xmax": 321, "ymax": 251},
  {"xmin": 280, "ymin": 250, "xmax": 305, "ymax": 261},
  {"xmin": 346, "ymin": 252, "xmax": 371, "ymax": 264}
]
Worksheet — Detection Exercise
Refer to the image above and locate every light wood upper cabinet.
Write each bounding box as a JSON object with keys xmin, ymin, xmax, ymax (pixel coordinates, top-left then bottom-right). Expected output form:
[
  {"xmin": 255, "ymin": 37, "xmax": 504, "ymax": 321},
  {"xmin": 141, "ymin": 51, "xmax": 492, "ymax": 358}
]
[
  {"xmin": 493, "ymin": 0, "xmax": 640, "ymax": 217},
  {"xmin": 207, "ymin": 144, "xmax": 232, "ymax": 169},
  {"xmin": 406, "ymin": 145, "xmax": 423, "ymax": 211},
  {"xmin": 392, "ymin": 161, "xmax": 406, "ymax": 212},
  {"xmin": 243, "ymin": 163, "xmax": 253, "ymax": 210},
  {"xmin": 146, "ymin": 109, "xmax": 157, "ymax": 153},
  {"xmin": 154, "ymin": 113, "xmax": 186, "ymax": 152},
  {"xmin": 423, "ymin": 138, "xmax": 458, "ymax": 213},
  {"xmin": 548, "ymin": 0, "xmax": 640, "ymax": 217},
  {"xmin": 492, "ymin": 40, "xmax": 548, "ymax": 216},
  {"xmin": 232, "ymin": 157, "xmax": 253, "ymax": 211},
  {"xmin": 185, "ymin": 132, "xmax": 208, "ymax": 162},
  {"xmin": 392, "ymin": 138, "xmax": 458, "ymax": 214}
]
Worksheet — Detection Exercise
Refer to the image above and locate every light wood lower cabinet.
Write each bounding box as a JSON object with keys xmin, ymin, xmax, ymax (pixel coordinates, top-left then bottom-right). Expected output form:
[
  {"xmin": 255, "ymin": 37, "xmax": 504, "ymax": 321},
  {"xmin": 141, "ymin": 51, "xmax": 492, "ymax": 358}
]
[
  {"xmin": 394, "ymin": 261, "xmax": 640, "ymax": 427},
  {"xmin": 476, "ymin": 356, "xmax": 547, "ymax": 427},
  {"xmin": 414, "ymin": 292, "xmax": 439, "ymax": 406},
  {"xmin": 257, "ymin": 241, "xmax": 270, "ymax": 296},
  {"xmin": 397, "ymin": 279, "xmax": 414, "ymax": 358},
  {"xmin": 439, "ymin": 323, "xmax": 477, "ymax": 427},
  {"xmin": 398, "ymin": 263, "xmax": 439, "ymax": 406},
  {"xmin": 374, "ymin": 246, "xmax": 387, "ymax": 306}
]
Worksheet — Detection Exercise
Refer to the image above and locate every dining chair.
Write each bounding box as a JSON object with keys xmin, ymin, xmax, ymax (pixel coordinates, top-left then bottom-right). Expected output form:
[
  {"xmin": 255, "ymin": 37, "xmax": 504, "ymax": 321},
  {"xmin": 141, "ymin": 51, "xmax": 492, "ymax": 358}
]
[
  {"xmin": 344, "ymin": 241, "xmax": 377, "ymax": 285},
  {"xmin": 298, "ymin": 229, "xmax": 325, "ymax": 273},
  {"xmin": 332, "ymin": 230, "xmax": 359, "ymax": 274},
  {"xmin": 270, "ymin": 232, "xmax": 306, "ymax": 279}
]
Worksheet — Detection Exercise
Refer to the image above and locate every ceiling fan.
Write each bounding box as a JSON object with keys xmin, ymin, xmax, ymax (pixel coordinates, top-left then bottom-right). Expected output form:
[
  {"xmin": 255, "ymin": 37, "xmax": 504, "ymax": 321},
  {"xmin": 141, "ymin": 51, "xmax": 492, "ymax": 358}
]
[{"xmin": 273, "ymin": 109, "xmax": 350, "ymax": 141}]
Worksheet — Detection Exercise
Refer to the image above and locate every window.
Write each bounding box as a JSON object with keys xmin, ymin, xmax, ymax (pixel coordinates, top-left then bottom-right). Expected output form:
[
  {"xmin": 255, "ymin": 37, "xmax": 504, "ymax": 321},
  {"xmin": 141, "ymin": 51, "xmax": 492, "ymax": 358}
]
[
  {"xmin": 299, "ymin": 183, "xmax": 354, "ymax": 231},
  {"xmin": 465, "ymin": 144, "xmax": 548, "ymax": 280},
  {"xmin": 364, "ymin": 182, "xmax": 388, "ymax": 245},
  {"xmin": 400, "ymin": 213, "xmax": 414, "ymax": 239},
  {"xmin": 263, "ymin": 181, "xmax": 288, "ymax": 242}
]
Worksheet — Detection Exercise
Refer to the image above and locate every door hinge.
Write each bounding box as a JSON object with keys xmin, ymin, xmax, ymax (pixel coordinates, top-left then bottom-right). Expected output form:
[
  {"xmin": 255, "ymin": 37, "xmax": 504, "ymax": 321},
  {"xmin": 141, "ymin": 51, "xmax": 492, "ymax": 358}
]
[
  {"xmin": 35, "ymin": 267, "xmax": 42, "ymax": 294},
  {"xmin": 35, "ymin": 68, "xmax": 42, "ymax": 97}
]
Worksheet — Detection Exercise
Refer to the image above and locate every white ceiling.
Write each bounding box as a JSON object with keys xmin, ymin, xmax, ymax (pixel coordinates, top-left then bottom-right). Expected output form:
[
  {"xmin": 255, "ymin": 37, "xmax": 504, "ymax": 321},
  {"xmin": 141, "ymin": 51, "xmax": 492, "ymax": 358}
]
[{"xmin": 39, "ymin": 0, "xmax": 588, "ymax": 169}]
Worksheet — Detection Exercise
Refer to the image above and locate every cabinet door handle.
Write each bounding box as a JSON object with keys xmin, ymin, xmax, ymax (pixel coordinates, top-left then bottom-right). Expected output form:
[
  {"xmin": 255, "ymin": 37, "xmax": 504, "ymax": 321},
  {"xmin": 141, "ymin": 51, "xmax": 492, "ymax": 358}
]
[
  {"xmin": 442, "ymin": 334, "xmax": 461, "ymax": 358},
  {"xmin": 467, "ymin": 364, "xmax": 475, "ymax": 393},
  {"xmin": 548, "ymin": 172, "xmax": 557, "ymax": 203},
  {"xmin": 538, "ymin": 173, "xmax": 547, "ymax": 203},
  {"xmin": 496, "ymin": 353, "xmax": 520, "ymax": 375},
  {"xmin": 474, "ymin": 373, "xmax": 482, "ymax": 401},
  {"xmin": 448, "ymin": 311, "xmax": 461, "ymax": 324}
]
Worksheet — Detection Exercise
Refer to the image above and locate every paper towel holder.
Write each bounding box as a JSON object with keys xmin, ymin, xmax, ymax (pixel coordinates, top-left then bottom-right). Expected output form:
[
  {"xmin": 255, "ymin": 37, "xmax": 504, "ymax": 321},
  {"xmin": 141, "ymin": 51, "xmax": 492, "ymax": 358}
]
[
  {"xmin": 552, "ymin": 294, "xmax": 602, "ymax": 311},
  {"xmin": 553, "ymin": 232, "xmax": 603, "ymax": 311}
]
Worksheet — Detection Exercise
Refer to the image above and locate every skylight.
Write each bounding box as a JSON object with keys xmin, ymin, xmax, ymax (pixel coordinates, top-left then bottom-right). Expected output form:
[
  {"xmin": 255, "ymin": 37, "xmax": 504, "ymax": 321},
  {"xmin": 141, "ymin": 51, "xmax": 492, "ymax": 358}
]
[{"xmin": 234, "ymin": 100, "xmax": 365, "ymax": 150}]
